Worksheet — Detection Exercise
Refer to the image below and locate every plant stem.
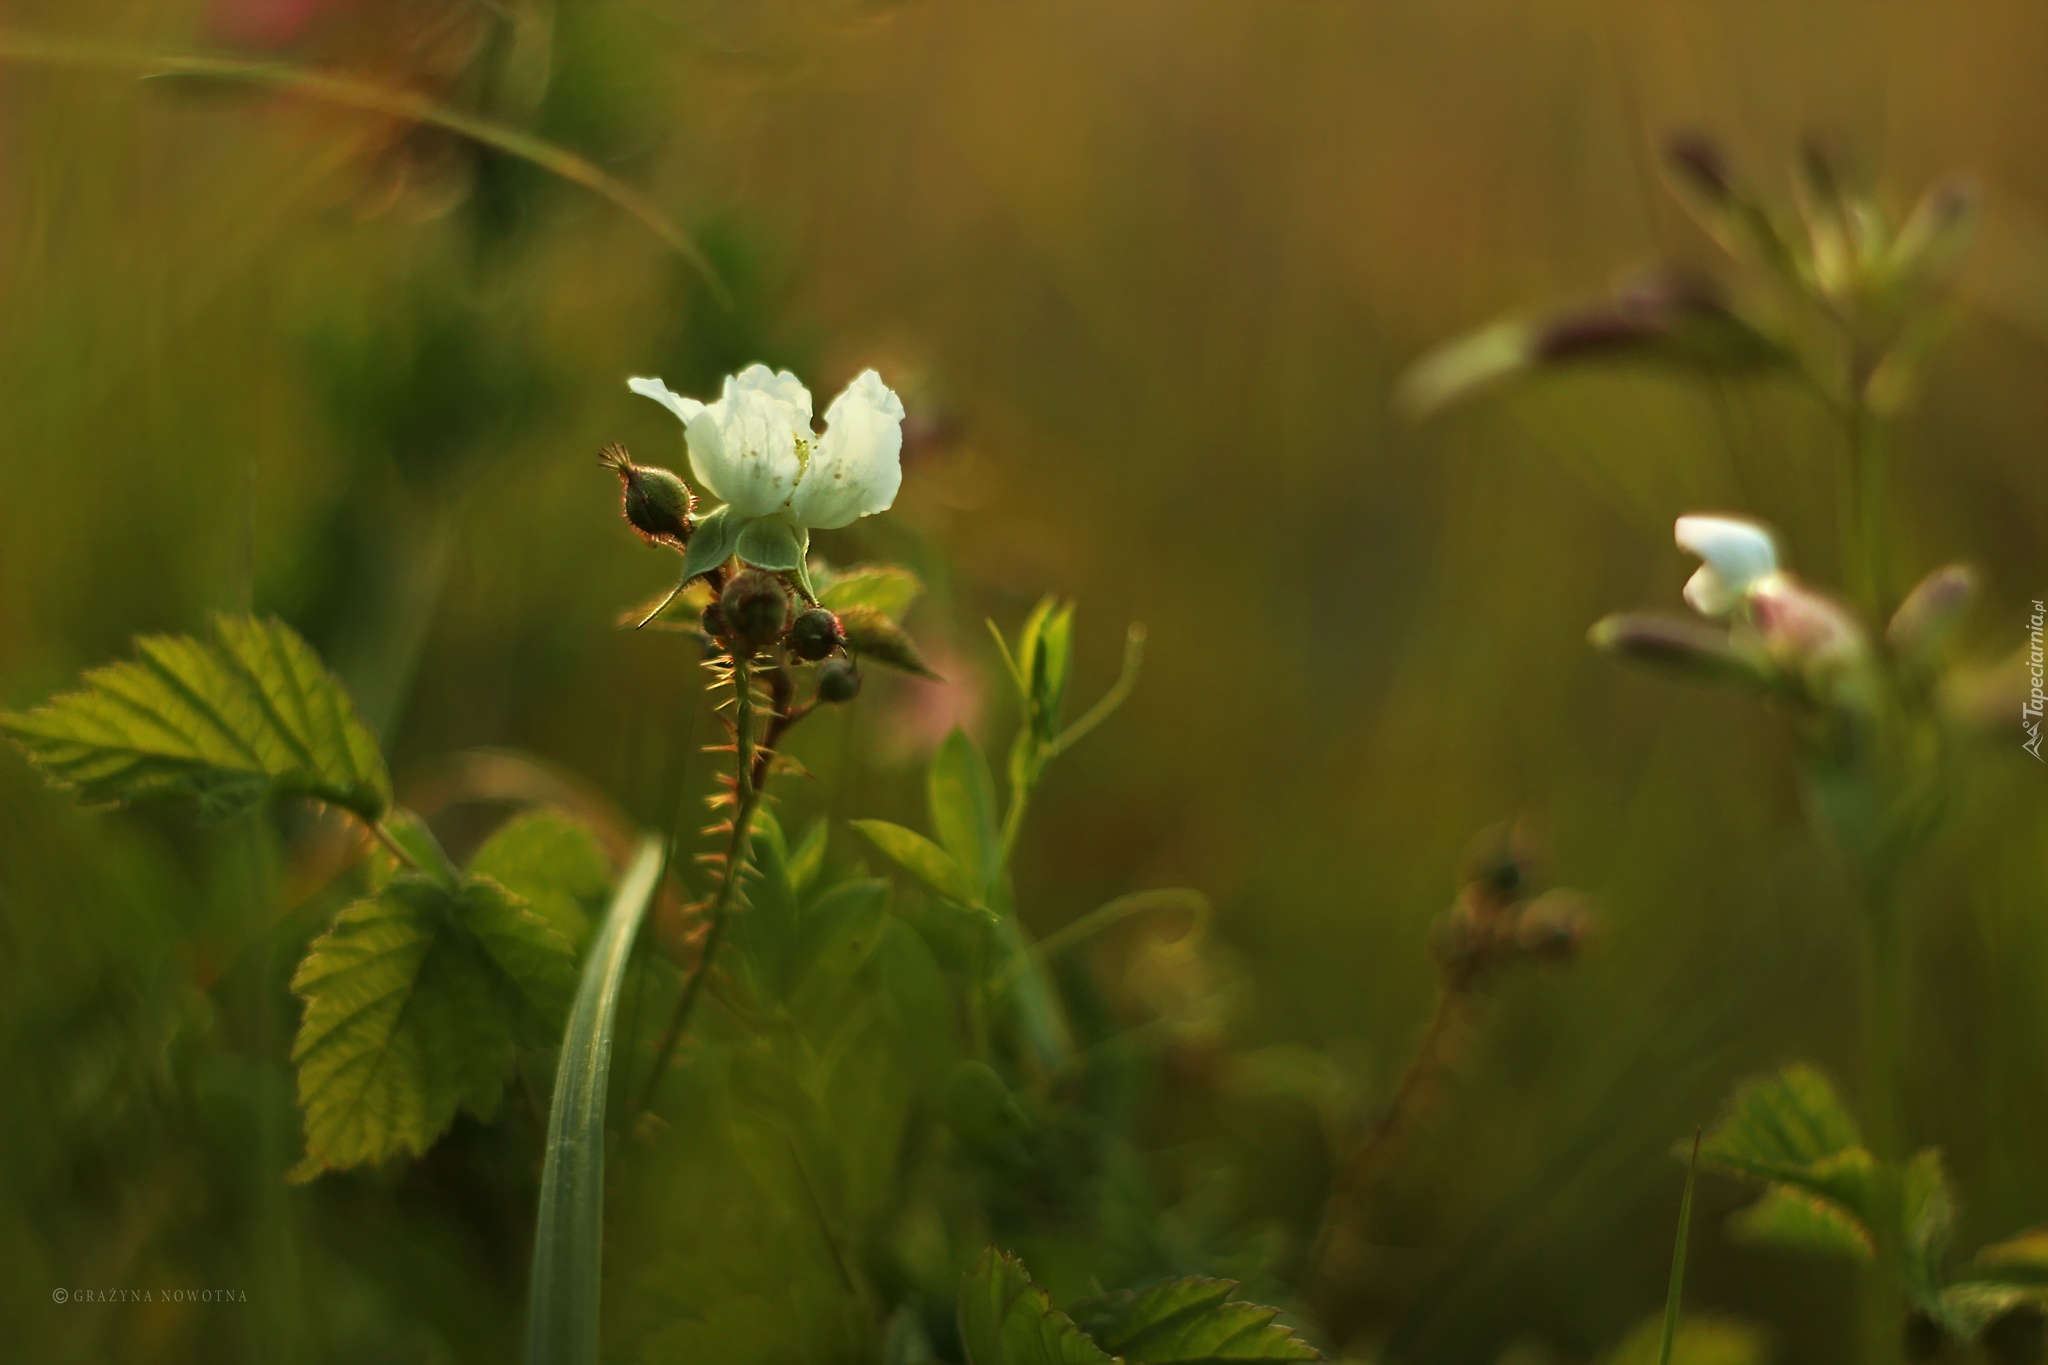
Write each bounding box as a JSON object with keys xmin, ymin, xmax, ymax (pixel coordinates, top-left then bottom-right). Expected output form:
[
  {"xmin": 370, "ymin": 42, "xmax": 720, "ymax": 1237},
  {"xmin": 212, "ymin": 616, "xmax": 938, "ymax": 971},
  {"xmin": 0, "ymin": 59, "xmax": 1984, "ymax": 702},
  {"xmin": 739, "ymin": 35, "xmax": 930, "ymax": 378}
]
[
  {"xmin": 1860, "ymin": 868, "xmax": 1909, "ymax": 1365},
  {"xmin": 1304, "ymin": 967, "xmax": 1477, "ymax": 1332},
  {"xmin": 631, "ymin": 649, "xmax": 771, "ymax": 1121},
  {"xmin": 364, "ymin": 817, "xmax": 419, "ymax": 871}
]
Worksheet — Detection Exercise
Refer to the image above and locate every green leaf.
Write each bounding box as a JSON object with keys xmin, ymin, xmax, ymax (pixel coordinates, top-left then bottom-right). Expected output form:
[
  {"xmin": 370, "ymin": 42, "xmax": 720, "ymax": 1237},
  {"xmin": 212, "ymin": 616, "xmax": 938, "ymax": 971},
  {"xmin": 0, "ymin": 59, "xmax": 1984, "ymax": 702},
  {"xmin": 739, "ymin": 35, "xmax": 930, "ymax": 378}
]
[
  {"xmin": 526, "ymin": 836, "xmax": 666, "ymax": 1365},
  {"xmin": 1727, "ymin": 1184, "xmax": 1873, "ymax": 1262},
  {"xmin": 852, "ymin": 819, "xmax": 981, "ymax": 908},
  {"xmin": 817, "ymin": 563, "xmax": 924, "ymax": 620},
  {"xmin": 1067, "ymin": 1277, "xmax": 1322, "ymax": 1362},
  {"xmin": 1599, "ymin": 1315, "xmax": 1767, "ymax": 1365},
  {"xmin": 1936, "ymin": 1283, "xmax": 2046, "ymax": 1345},
  {"xmin": 288, "ymin": 872, "xmax": 578, "ymax": 1180},
  {"xmin": 930, "ymin": 728, "xmax": 1001, "ymax": 897},
  {"xmin": 792, "ymin": 878, "xmax": 891, "ymax": 1000},
  {"xmin": 958, "ymin": 1248, "xmax": 1116, "ymax": 1365},
  {"xmin": 680, "ymin": 506, "xmax": 739, "ymax": 581},
  {"xmin": 1014, "ymin": 596, "xmax": 1075, "ymax": 741},
  {"xmin": 1, "ymin": 613, "xmax": 391, "ymax": 822},
  {"xmin": 1395, "ymin": 320, "xmax": 1536, "ymax": 418},
  {"xmin": 1699, "ymin": 1064, "xmax": 1873, "ymax": 1215},
  {"xmin": 1970, "ymin": 1230, "xmax": 2048, "ymax": 1284},
  {"xmin": 841, "ymin": 607, "xmax": 941, "ymax": 679},
  {"xmin": 729, "ymin": 810, "xmax": 803, "ymax": 1001},
  {"xmin": 469, "ymin": 810, "xmax": 612, "ymax": 954},
  {"xmin": 1903, "ymin": 1148, "xmax": 1958, "ymax": 1305},
  {"xmin": 788, "ymin": 818, "xmax": 830, "ymax": 895},
  {"xmin": 735, "ymin": 516, "xmax": 809, "ymax": 573},
  {"xmin": 1660, "ymin": 1134, "xmax": 1701, "ymax": 1365}
]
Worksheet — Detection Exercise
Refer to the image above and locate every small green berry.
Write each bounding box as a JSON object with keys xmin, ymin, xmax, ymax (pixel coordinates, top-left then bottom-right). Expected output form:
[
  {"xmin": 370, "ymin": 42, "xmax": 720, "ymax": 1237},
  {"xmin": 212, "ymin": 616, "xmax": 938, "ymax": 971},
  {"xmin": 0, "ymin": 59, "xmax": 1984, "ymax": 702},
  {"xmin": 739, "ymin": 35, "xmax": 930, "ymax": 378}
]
[
  {"xmin": 816, "ymin": 658, "xmax": 863, "ymax": 704},
  {"xmin": 720, "ymin": 570, "xmax": 789, "ymax": 653},
  {"xmin": 787, "ymin": 608, "xmax": 845, "ymax": 662}
]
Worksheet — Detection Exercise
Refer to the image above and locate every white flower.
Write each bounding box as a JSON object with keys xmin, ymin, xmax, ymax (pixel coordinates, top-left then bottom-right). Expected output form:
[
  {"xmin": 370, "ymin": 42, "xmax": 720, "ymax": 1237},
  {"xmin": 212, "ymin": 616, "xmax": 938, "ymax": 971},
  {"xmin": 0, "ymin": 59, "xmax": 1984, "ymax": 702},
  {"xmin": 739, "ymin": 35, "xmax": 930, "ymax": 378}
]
[
  {"xmin": 1675, "ymin": 514, "xmax": 1783, "ymax": 617},
  {"xmin": 627, "ymin": 365, "xmax": 905, "ymax": 530}
]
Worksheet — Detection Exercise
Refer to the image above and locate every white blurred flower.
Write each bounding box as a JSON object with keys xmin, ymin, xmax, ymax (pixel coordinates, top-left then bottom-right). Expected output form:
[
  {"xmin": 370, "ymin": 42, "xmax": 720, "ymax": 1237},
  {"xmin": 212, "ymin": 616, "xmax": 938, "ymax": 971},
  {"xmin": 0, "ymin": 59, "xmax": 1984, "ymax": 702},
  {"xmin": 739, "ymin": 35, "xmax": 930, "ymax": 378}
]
[
  {"xmin": 1675, "ymin": 514, "xmax": 1784, "ymax": 616},
  {"xmin": 628, "ymin": 365, "xmax": 906, "ymax": 576}
]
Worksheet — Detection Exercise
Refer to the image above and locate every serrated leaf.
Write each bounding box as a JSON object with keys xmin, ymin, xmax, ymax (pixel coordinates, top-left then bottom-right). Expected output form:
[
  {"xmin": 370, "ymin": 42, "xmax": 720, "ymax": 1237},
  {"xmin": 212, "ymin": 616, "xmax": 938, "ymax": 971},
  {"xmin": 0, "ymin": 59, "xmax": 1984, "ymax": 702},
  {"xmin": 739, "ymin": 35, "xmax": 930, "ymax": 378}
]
[
  {"xmin": 288, "ymin": 872, "xmax": 577, "ymax": 1179},
  {"xmin": 679, "ymin": 505, "xmax": 739, "ymax": 581},
  {"xmin": 817, "ymin": 563, "xmax": 923, "ymax": 620},
  {"xmin": 930, "ymin": 728, "xmax": 1001, "ymax": 898},
  {"xmin": 469, "ymin": 810, "xmax": 611, "ymax": 954},
  {"xmin": 2, "ymin": 613, "xmax": 390, "ymax": 822},
  {"xmin": 841, "ymin": 607, "xmax": 941, "ymax": 679},
  {"xmin": 852, "ymin": 819, "xmax": 981, "ymax": 908},
  {"xmin": 1700, "ymin": 1064, "xmax": 1872, "ymax": 1215},
  {"xmin": 1727, "ymin": 1184, "xmax": 1873, "ymax": 1262},
  {"xmin": 1067, "ymin": 1276, "xmax": 1322, "ymax": 1362},
  {"xmin": 959, "ymin": 1248, "xmax": 1117, "ymax": 1365}
]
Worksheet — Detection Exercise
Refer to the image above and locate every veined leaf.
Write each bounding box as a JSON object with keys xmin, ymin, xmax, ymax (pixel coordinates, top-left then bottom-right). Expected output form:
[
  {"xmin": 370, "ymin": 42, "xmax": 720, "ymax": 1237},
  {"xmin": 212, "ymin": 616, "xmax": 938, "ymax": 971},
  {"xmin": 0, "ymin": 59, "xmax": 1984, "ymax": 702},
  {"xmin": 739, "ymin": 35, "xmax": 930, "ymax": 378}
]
[
  {"xmin": 817, "ymin": 563, "xmax": 923, "ymax": 620},
  {"xmin": 1699, "ymin": 1064, "xmax": 1871, "ymax": 1213},
  {"xmin": 1067, "ymin": 1276, "xmax": 1322, "ymax": 1362},
  {"xmin": 841, "ymin": 607, "xmax": 941, "ymax": 679},
  {"xmin": 930, "ymin": 728, "xmax": 1001, "ymax": 897},
  {"xmin": 2, "ymin": 613, "xmax": 390, "ymax": 822},
  {"xmin": 1727, "ymin": 1184, "xmax": 1872, "ymax": 1261},
  {"xmin": 288, "ymin": 872, "xmax": 577, "ymax": 1180},
  {"xmin": 526, "ymin": 836, "xmax": 666, "ymax": 1365},
  {"xmin": 959, "ymin": 1248, "xmax": 1116, "ymax": 1365},
  {"xmin": 852, "ymin": 819, "xmax": 981, "ymax": 908},
  {"xmin": 469, "ymin": 810, "xmax": 613, "ymax": 954}
]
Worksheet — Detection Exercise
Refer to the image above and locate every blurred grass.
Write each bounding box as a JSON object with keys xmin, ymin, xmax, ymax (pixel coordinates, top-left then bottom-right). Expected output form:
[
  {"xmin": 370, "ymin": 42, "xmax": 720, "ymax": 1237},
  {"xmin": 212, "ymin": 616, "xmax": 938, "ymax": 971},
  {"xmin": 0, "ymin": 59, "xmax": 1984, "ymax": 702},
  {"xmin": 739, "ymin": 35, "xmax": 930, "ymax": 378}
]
[{"xmin": 2, "ymin": 2, "xmax": 2047, "ymax": 1362}]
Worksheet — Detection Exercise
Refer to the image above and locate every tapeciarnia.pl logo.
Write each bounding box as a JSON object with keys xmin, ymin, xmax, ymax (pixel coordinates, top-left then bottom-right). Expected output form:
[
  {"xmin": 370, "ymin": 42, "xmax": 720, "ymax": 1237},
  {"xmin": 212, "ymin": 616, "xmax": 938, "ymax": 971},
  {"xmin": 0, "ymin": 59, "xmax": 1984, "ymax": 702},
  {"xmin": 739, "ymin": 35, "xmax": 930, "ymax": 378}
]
[{"xmin": 2025, "ymin": 598, "xmax": 2045, "ymax": 762}]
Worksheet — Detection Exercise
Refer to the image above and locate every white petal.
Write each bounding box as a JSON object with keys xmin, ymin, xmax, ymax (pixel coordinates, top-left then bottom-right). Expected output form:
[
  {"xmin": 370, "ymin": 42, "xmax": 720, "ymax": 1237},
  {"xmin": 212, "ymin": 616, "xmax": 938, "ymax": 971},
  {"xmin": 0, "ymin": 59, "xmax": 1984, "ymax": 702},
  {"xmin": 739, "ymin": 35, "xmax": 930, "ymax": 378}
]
[
  {"xmin": 627, "ymin": 376, "xmax": 704, "ymax": 424},
  {"xmin": 730, "ymin": 363, "xmax": 814, "ymax": 426},
  {"xmin": 1675, "ymin": 514, "xmax": 1779, "ymax": 616},
  {"xmin": 791, "ymin": 370, "xmax": 906, "ymax": 530},
  {"xmin": 1682, "ymin": 566, "xmax": 1740, "ymax": 616},
  {"xmin": 687, "ymin": 370, "xmax": 805, "ymax": 518}
]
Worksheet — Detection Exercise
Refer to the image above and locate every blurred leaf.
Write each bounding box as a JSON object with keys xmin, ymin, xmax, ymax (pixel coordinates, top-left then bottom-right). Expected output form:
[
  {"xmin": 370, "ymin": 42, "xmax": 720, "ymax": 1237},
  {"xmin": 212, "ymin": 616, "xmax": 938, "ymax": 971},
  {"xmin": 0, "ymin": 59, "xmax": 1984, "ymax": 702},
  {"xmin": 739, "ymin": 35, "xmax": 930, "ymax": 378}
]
[
  {"xmin": 851, "ymin": 820, "xmax": 980, "ymax": 908},
  {"xmin": 1066, "ymin": 1276, "xmax": 1322, "ymax": 1362},
  {"xmin": 681, "ymin": 506, "xmax": 741, "ymax": 581},
  {"xmin": 1017, "ymin": 596, "xmax": 1076, "ymax": 741},
  {"xmin": 1598, "ymin": 1315, "xmax": 1767, "ymax": 1365},
  {"xmin": 792, "ymin": 878, "xmax": 891, "ymax": 1001},
  {"xmin": 733, "ymin": 812, "xmax": 803, "ymax": 1000},
  {"xmin": 1660, "ymin": 1133, "xmax": 1701, "ymax": 1365},
  {"xmin": 1904, "ymin": 1148, "xmax": 1958, "ymax": 1305},
  {"xmin": 817, "ymin": 564, "xmax": 924, "ymax": 620},
  {"xmin": 527, "ymin": 837, "xmax": 666, "ymax": 1365},
  {"xmin": 958, "ymin": 1248, "xmax": 1116, "ymax": 1365},
  {"xmin": 1936, "ymin": 1283, "xmax": 2045, "ymax": 1345},
  {"xmin": 930, "ymin": 728, "xmax": 1001, "ymax": 896},
  {"xmin": 1397, "ymin": 320, "xmax": 1536, "ymax": 418},
  {"xmin": 1, "ymin": 613, "xmax": 390, "ymax": 823},
  {"xmin": 288, "ymin": 873, "xmax": 577, "ymax": 1179},
  {"xmin": 841, "ymin": 607, "xmax": 941, "ymax": 679},
  {"xmin": 469, "ymin": 810, "xmax": 612, "ymax": 954},
  {"xmin": 1971, "ymin": 1231, "xmax": 2048, "ymax": 1284},
  {"xmin": 1699, "ymin": 1064, "xmax": 1873, "ymax": 1217},
  {"xmin": 789, "ymin": 818, "xmax": 830, "ymax": 894},
  {"xmin": 1727, "ymin": 1184, "xmax": 1872, "ymax": 1262},
  {"xmin": 621, "ymin": 577, "xmax": 717, "ymax": 635}
]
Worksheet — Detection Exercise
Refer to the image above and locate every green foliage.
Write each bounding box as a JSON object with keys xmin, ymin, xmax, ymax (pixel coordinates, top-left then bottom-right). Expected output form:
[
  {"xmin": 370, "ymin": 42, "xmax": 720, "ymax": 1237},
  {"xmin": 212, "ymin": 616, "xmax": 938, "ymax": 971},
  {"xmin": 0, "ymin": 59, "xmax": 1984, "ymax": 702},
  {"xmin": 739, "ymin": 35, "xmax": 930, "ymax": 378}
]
[
  {"xmin": 470, "ymin": 810, "xmax": 613, "ymax": 954},
  {"xmin": 527, "ymin": 837, "xmax": 666, "ymax": 1365},
  {"xmin": 1658, "ymin": 1136, "xmax": 1701, "ymax": 1365},
  {"xmin": 960, "ymin": 1251, "xmax": 1321, "ymax": 1365},
  {"xmin": 842, "ymin": 605, "xmax": 942, "ymax": 679},
  {"xmin": 853, "ymin": 818, "xmax": 983, "ymax": 909},
  {"xmin": 931, "ymin": 727, "xmax": 1002, "ymax": 900},
  {"xmin": 681, "ymin": 505, "xmax": 741, "ymax": 580},
  {"xmin": 0, "ymin": 613, "xmax": 391, "ymax": 823},
  {"xmin": 1066, "ymin": 1276, "xmax": 1322, "ymax": 1362},
  {"xmin": 958, "ymin": 1249, "xmax": 1119, "ymax": 1365},
  {"xmin": 817, "ymin": 562, "xmax": 924, "ymax": 620},
  {"xmin": 288, "ymin": 869, "xmax": 580, "ymax": 1180},
  {"xmin": 1698, "ymin": 1064, "xmax": 1874, "ymax": 1227},
  {"xmin": 1598, "ymin": 1316, "xmax": 1767, "ymax": 1365}
]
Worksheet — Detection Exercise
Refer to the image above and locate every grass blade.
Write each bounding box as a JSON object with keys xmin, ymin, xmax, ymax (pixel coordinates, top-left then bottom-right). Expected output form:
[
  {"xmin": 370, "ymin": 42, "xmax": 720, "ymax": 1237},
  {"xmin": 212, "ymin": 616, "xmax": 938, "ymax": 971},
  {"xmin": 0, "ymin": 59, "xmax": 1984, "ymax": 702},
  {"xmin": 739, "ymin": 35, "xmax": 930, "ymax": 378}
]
[
  {"xmin": 525, "ymin": 834, "xmax": 665, "ymax": 1365},
  {"xmin": 1659, "ymin": 1129, "xmax": 1704, "ymax": 1365}
]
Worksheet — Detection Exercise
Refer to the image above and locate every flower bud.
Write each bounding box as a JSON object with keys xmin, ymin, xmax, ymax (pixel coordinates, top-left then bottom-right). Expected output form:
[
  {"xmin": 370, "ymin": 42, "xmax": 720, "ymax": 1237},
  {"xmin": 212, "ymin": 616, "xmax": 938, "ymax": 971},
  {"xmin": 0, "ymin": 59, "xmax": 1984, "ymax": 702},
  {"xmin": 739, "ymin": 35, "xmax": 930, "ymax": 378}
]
[
  {"xmin": 719, "ymin": 570, "xmax": 789, "ymax": 653},
  {"xmin": 601, "ymin": 444, "xmax": 694, "ymax": 547},
  {"xmin": 786, "ymin": 607, "xmax": 845, "ymax": 662},
  {"xmin": 816, "ymin": 657, "xmax": 863, "ymax": 704},
  {"xmin": 1747, "ymin": 577, "xmax": 1876, "ymax": 712},
  {"xmin": 1588, "ymin": 613, "xmax": 1763, "ymax": 687},
  {"xmin": 1887, "ymin": 563, "xmax": 1977, "ymax": 675},
  {"xmin": 1514, "ymin": 891, "xmax": 1592, "ymax": 962},
  {"xmin": 1664, "ymin": 131, "xmax": 1735, "ymax": 205}
]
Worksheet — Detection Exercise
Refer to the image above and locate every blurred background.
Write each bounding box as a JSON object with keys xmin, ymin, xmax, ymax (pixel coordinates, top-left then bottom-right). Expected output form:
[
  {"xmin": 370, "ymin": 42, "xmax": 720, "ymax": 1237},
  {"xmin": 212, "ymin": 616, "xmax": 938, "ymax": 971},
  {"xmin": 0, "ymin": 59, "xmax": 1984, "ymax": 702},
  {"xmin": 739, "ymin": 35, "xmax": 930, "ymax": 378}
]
[{"xmin": 3, "ymin": 1, "xmax": 2047, "ymax": 1361}]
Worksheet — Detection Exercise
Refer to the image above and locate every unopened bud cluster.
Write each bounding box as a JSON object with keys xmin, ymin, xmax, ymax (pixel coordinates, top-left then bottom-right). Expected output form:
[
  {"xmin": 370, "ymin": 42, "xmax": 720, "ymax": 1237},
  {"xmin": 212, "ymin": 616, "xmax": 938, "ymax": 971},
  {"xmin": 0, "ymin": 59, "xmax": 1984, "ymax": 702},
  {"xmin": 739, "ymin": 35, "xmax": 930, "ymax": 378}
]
[{"xmin": 1431, "ymin": 824, "xmax": 1591, "ymax": 982}]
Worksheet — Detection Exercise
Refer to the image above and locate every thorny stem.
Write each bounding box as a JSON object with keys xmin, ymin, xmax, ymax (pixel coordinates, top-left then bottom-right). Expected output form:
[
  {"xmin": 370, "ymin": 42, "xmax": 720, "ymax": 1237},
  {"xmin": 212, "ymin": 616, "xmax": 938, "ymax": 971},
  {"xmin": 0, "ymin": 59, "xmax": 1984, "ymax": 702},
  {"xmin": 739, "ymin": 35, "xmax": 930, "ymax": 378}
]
[
  {"xmin": 1304, "ymin": 962, "xmax": 1480, "ymax": 1331},
  {"xmin": 631, "ymin": 646, "xmax": 776, "ymax": 1121}
]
